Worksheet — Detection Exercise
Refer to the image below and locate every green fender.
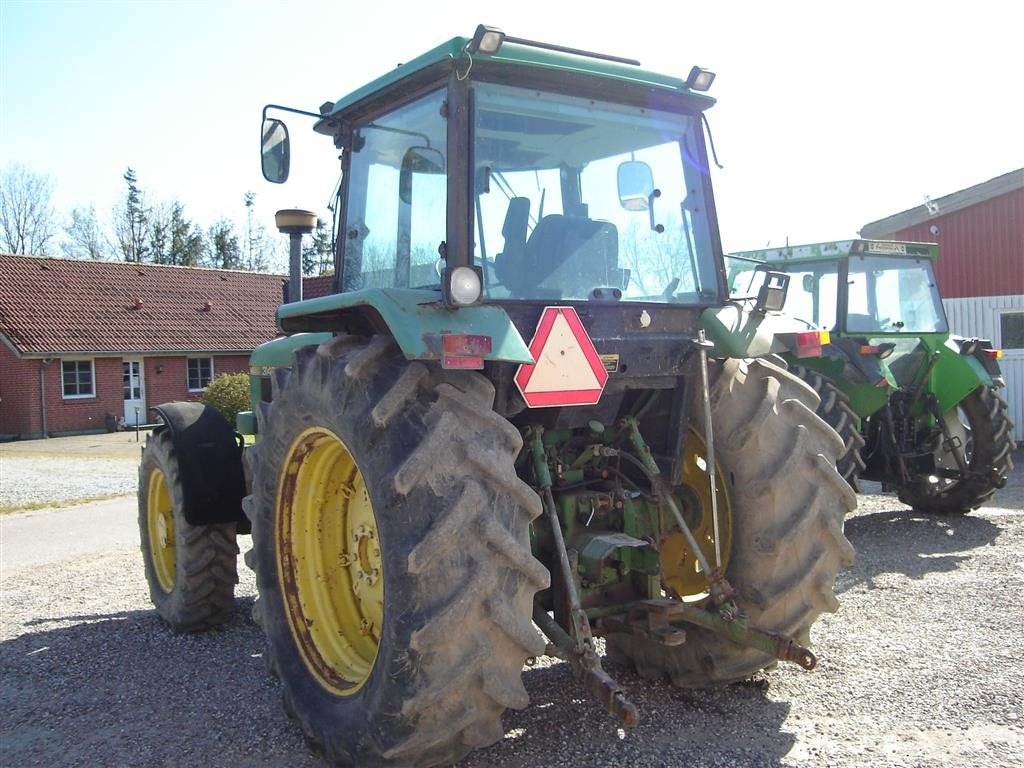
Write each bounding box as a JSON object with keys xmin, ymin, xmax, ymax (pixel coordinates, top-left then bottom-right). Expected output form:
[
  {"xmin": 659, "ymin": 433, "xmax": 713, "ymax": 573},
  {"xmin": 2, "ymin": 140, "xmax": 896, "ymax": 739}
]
[
  {"xmin": 700, "ymin": 304, "xmax": 778, "ymax": 359},
  {"xmin": 239, "ymin": 290, "xmax": 534, "ymax": 434},
  {"xmin": 927, "ymin": 337, "xmax": 997, "ymax": 413},
  {"xmin": 275, "ymin": 288, "xmax": 533, "ymax": 363}
]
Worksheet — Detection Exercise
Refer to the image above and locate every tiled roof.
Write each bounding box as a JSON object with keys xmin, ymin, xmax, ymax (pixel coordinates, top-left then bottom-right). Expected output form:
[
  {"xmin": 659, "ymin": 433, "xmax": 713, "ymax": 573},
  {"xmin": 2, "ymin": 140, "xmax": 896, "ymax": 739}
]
[
  {"xmin": 0, "ymin": 254, "xmax": 290, "ymax": 355},
  {"xmin": 302, "ymin": 274, "xmax": 335, "ymax": 299}
]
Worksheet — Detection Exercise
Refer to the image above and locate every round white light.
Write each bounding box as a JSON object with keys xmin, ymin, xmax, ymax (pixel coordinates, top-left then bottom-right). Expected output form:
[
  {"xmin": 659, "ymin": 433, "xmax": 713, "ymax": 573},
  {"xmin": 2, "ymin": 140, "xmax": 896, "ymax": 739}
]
[{"xmin": 449, "ymin": 267, "xmax": 482, "ymax": 305}]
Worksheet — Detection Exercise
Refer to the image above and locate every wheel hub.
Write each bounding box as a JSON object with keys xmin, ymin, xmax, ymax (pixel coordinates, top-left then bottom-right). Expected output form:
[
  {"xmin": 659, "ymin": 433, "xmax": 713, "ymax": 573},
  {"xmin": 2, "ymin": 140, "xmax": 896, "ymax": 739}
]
[
  {"xmin": 277, "ymin": 427, "xmax": 383, "ymax": 696},
  {"xmin": 660, "ymin": 428, "xmax": 732, "ymax": 600},
  {"xmin": 146, "ymin": 468, "xmax": 175, "ymax": 593}
]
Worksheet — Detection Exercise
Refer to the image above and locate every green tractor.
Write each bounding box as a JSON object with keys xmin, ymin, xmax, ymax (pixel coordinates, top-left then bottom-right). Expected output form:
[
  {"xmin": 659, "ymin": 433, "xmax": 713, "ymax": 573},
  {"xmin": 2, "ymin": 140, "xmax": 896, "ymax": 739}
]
[
  {"xmin": 138, "ymin": 26, "xmax": 855, "ymax": 766},
  {"xmin": 728, "ymin": 239, "xmax": 1015, "ymax": 513}
]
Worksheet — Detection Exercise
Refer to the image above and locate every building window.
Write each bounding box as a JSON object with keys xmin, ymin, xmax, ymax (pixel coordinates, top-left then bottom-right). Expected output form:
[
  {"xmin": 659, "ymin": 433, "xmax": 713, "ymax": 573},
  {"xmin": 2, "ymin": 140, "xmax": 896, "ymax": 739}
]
[
  {"xmin": 1000, "ymin": 311, "xmax": 1024, "ymax": 350},
  {"xmin": 62, "ymin": 359, "xmax": 95, "ymax": 398},
  {"xmin": 187, "ymin": 357, "xmax": 214, "ymax": 391}
]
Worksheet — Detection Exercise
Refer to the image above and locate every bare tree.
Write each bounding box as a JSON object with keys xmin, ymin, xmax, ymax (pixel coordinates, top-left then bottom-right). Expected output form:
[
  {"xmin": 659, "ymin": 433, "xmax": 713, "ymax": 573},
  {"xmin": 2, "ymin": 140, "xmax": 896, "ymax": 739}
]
[
  {"xmin": 0, "ymin": 164, "xmax": 57, "ymax": 255},
  {"xmin": 62, "ymin": 205, "xmax": 111, "ymax": 260}
]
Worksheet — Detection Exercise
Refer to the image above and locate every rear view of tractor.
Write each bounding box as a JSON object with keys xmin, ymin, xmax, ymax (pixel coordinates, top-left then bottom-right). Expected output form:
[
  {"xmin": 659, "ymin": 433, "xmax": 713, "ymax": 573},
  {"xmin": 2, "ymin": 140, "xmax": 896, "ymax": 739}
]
[
  {"xmin": 729, "ymin": 239, "xmax": 1015, "ymax": 513},
  {"xmin": 137, "ymin": 26, "xmax": 855, "ymax": 766}
]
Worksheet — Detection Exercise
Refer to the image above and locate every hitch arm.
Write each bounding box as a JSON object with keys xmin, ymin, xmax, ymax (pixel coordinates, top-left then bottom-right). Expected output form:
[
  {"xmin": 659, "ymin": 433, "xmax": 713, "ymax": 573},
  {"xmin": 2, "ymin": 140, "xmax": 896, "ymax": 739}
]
[
  {"xmin": 599, "ymin": 599, "xmax": 817, "ymax": 671},
  {"xmin": 528, "ymin": 427, "xmax": 640, "ymax": 728}
]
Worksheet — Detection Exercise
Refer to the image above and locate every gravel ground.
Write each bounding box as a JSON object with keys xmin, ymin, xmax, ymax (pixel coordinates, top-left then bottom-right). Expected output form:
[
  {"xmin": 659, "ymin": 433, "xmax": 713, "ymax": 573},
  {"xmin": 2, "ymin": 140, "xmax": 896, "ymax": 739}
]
[
  {"xmin": 0, "ymin": 433, "xmax": 142, "ymax": 510},
  {"xmin": 0, "ymin": 456, "xmax": 138, "ymax": 508},
  {"xmin": 1, "ymin": 447, "xmax": 1022, "ymax": 767}
]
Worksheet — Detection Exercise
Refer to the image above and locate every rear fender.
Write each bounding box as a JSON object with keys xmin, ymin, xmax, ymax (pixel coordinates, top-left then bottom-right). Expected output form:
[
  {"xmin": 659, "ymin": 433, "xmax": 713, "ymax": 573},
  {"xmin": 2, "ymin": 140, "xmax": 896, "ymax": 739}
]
[
  {"xmin": 151, "ymin": 402, "xmax": 246, "ymax": 527},
  {"xmin": 273, "ymin": 288, "xmax": 532, "ymax": 363},
  {"xmin": 928, "ymin": 338, "xmax": 997, "ymax": 412}
]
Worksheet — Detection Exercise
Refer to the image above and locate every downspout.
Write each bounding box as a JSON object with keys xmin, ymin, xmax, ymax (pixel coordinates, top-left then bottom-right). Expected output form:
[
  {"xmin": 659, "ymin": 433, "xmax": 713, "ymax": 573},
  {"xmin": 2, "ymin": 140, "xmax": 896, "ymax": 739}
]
[{"xmin": 39, "ymin": 357, "xmax": 53, "ymax": 438}]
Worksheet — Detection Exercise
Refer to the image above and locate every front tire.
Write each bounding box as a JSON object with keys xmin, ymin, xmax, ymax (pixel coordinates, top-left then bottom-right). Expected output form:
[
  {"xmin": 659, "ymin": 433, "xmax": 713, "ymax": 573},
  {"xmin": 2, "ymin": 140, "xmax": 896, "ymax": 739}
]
[
  {"xmin": 898, "ymin": 386, "xmax": 1016, "ymax": 514},
  {"xmin": 138, "ymin": 431, "xmax": 239, "ymax": 632},
  {"xmin": 608, "ymin": 358, "xmax": 856, "ymax": 687},
  {"xmin": 245, "ymin": 335, "xmax": 548, "ymax": 767}
]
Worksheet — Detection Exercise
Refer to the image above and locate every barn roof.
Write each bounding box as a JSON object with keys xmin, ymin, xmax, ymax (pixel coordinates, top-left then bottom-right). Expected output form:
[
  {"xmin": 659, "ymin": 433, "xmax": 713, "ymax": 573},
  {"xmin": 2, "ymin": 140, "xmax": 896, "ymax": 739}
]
[
  {"xmin": 0, "ymin": 254, "xmax": 290, "ymax": 356},
  {"xmin": 860, "ymin": 168, "xmax": 1024, "ymax": 238}
]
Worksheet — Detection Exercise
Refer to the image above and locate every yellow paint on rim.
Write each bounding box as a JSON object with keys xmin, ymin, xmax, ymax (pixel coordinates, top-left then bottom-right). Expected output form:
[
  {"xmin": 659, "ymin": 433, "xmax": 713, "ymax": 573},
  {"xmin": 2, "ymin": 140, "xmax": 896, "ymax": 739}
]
[
  {"xmin": 276, "ymin": 427, "xmax": 383, "ymax": 696},
  {"xmin": 661, "ymin": 428, "xmax": 732, "ymax": 600},
  {"xmin": 147, "ymin": 467, "xmax": 176, "ymax": 593}
]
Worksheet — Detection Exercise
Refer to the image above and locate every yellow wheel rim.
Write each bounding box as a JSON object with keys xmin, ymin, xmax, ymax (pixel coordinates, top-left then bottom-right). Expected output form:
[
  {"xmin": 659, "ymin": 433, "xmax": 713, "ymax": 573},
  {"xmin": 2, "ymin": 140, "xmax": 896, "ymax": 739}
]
[
  {"xmin": 147, "ymin": 467, "xmax": 176, "ymax": 593},
  {"xmin": 277, "ymin": 427, "xmax": 383, "ymax": 696},
  {"xmin": 661, "ymin": 428, "xmax": 733, "ymax": 600}
]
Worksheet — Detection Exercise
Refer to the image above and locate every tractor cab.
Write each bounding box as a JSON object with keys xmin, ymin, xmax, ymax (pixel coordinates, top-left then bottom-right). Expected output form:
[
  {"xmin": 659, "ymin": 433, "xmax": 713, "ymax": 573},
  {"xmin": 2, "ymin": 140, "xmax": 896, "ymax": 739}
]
[
  {"xmin": 728, "ymin": 240, "xmax": 947, "ymax": 337},
  {"xmin": 262, "ymin": 27, "xmax": 723, "ymax": 313}
]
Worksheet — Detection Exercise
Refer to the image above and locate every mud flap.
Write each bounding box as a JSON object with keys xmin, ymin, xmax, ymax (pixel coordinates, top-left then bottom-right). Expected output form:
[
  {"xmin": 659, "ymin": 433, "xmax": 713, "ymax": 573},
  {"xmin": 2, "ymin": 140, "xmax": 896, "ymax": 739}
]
[{"xmin": 151, "ymin": 402, "xmax": 247, "ymax": 528}]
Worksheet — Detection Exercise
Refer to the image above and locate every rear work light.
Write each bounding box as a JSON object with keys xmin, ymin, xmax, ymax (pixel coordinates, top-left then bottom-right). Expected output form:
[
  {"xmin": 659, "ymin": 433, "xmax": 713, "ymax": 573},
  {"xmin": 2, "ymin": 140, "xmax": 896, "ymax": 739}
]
[
  {"xmin": 796, "ymin": 330, "xmax": 831, "ymax": 358},
  {"xmin": 441, "ymin": 333, "xmax": 492, "ymax": 370}
]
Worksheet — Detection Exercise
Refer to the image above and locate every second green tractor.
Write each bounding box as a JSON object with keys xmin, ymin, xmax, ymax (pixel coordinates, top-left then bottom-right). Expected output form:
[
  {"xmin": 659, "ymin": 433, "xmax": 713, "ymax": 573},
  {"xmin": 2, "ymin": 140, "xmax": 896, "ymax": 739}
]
[{"xmin": 728, "ymin": 239, "xmax": 1015, "ymax": 514}]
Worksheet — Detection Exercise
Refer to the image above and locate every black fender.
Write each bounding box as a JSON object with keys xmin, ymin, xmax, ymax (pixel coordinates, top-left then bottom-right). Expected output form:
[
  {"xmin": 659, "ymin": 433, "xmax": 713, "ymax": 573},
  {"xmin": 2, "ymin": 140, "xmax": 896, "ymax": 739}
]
[{"xmin": 150, "ymin": 402, "xmax": 246, "ymax": 527}]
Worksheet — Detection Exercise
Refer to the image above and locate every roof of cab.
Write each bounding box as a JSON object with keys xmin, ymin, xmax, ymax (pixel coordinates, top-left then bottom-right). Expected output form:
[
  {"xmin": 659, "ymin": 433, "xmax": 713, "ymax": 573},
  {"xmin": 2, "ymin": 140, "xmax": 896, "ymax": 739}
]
[
  {"xmin": 315, "ymin": 35, "xmax": 714, "ymax": 130},
  {"xmin": 730, "ymin": 240, "xmax": 940, "ymax": 264}
]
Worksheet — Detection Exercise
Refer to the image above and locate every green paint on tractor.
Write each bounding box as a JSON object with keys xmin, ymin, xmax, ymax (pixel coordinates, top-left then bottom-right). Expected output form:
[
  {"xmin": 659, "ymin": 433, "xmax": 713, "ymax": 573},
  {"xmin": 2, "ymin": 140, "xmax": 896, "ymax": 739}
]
[{"xmin": 728, "ymin": 238, "xmax": 1014, "ymax": 512}]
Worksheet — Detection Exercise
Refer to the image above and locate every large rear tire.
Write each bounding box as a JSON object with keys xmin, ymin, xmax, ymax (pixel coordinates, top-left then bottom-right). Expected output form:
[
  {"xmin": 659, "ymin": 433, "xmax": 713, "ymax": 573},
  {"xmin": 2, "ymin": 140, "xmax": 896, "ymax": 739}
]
[
  {"xmin": 244, "ymin": 335, "xmax": 548, "ymax": 767},
  {"xmin": 792, "ymin": 365, "xmax": 866, "ymax": 488},
  {"xmin": 138, "ymin": 431, "xmax": 239, "ymax": 632},
  {"xmin": 607, "ymin": 358, "xmax": 856, "ymax": 687},
  {"xmin": 898, "ymin": 386, "xmax": 1015, "ymax": 514}
]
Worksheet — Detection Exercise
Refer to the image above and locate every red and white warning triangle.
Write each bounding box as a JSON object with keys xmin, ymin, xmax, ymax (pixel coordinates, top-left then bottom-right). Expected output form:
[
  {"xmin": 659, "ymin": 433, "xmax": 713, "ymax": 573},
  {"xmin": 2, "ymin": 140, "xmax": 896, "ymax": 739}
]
[{"xmin": 515, "ymin": 306, "xmax": 609, "ymax": 408}]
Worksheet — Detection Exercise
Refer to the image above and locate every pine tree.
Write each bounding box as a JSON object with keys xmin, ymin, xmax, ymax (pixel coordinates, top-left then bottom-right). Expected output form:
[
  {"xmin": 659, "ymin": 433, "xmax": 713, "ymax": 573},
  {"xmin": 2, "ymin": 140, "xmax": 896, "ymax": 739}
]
[
  {"xmin": 302, "ymin": 218, "xmax": 334, "ymax": 275},
  {"xmin": 169, "ymin": 201, "xmax": 204, "ymax": 266},
  {"xmin": 115, "ymin": 168, "xmax": 149, "ymax": 262},
  {"xmin": 207, "ymin": 219, "xmax": 241, "ymax": 269}
]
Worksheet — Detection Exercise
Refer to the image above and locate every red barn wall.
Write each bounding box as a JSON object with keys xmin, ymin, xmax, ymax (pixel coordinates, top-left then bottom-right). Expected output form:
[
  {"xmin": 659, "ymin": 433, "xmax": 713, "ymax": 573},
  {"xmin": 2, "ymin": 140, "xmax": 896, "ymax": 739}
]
[{"xmin": 885, "ymin": 188, "xmax": 1023, "ymax": 300}]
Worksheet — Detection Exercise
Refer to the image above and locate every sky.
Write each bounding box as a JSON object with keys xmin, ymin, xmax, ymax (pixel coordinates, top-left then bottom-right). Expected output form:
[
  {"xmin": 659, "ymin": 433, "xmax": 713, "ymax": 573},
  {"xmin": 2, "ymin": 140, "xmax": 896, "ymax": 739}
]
[{"xmin": 2, "ymin": 0, "xmax": 1022, "ymax": 268}]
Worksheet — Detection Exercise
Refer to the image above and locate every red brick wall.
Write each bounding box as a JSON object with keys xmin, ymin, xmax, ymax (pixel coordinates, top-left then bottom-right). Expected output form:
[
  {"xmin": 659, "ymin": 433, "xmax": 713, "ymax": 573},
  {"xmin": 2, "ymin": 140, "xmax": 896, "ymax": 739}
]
[
  {"xmin": 0, "ymin": 349, "xmax": 253, "ymax": 439},
  {"xmin": 43, "ymin": 357, "xmax": 123, "ymax": 435},
  {"xmin": 0, "ymin": 344, "xmax": 41, "ymax": 437},
  {"xmin": 144, "ymin": 354, "xmax": 250, "ymax": 418}
]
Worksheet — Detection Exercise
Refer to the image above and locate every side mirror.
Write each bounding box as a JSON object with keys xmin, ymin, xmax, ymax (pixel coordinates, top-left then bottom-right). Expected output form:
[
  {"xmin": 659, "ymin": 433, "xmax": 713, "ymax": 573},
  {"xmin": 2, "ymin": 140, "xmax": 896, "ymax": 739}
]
[
  {"xmin": 617, "ymin": 160, "xmax": 654, "ymax": 211},
  {"xmin": 802, "ymin": 273, "xmax": 815, "ymax": 293},
  {"xmin": 261, "ymin": 119, "xmax": 290, "ymax": 184},
  {"xmin": 755, "ymin": 271, "xmax": 790, "ymax": 314},
  {"xmin": 399, "ymin": 146, "xmax": 445, "ymax": 204}
]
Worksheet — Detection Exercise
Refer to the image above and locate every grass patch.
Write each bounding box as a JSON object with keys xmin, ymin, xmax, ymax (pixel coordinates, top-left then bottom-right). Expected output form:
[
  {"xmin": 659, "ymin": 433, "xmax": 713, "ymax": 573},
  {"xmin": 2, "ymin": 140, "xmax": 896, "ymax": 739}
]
[
  {"xmin": 0, "ymin": 451, "xmax": 140, "ymax": 461},
  {"xmin": 0, "ymin": 492, "xmax": 134, "ymax": 515}
]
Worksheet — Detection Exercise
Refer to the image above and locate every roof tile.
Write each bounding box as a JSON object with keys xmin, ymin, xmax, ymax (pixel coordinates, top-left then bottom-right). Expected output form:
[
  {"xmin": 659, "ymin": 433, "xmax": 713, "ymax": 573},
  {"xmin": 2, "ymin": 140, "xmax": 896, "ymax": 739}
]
[{"xmin": 0, "ymin": 254, "xmax": 295, "ymax": 355}]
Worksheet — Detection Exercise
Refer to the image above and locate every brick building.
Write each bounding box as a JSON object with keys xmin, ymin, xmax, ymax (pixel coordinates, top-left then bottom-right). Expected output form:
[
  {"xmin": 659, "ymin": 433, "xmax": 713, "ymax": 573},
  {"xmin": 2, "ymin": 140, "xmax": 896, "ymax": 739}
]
[{"xmin": 0, "ymin": 254, "xmax": 301, "ymax": 439}]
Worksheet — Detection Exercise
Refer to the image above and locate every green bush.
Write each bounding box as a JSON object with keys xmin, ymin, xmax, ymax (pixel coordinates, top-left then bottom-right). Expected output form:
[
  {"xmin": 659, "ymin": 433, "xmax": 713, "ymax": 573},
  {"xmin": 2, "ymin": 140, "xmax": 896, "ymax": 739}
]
[{"xmin": 200, "ymin": 372, "xmax": 251, "ymax": 428}]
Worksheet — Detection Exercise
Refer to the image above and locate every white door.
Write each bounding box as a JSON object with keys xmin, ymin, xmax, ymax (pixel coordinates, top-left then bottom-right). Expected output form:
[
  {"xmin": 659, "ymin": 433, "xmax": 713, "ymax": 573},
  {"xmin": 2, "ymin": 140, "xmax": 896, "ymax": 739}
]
[{"xmin": 123, "ymin": 357, "xmax": 145, "ymax": 425}]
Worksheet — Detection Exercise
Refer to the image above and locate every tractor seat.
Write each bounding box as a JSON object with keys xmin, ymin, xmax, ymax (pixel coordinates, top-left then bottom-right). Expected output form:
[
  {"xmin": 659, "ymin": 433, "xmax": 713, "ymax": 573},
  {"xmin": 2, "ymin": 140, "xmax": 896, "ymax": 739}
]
[{"xmin": 522, "ymin": 214, "xmax": 622, "ymax": 297}]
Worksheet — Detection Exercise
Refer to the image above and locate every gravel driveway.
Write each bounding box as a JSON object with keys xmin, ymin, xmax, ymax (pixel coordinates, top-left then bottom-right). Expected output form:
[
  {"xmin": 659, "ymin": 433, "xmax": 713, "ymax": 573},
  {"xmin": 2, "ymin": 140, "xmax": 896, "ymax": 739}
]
[
  {"xmin": 0, "ymin": 432, "xmax": 143, "ymax": 511},
  {"xmin": 1, "ymin": 442, "xmax": 1021, "ymax": 767}
]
